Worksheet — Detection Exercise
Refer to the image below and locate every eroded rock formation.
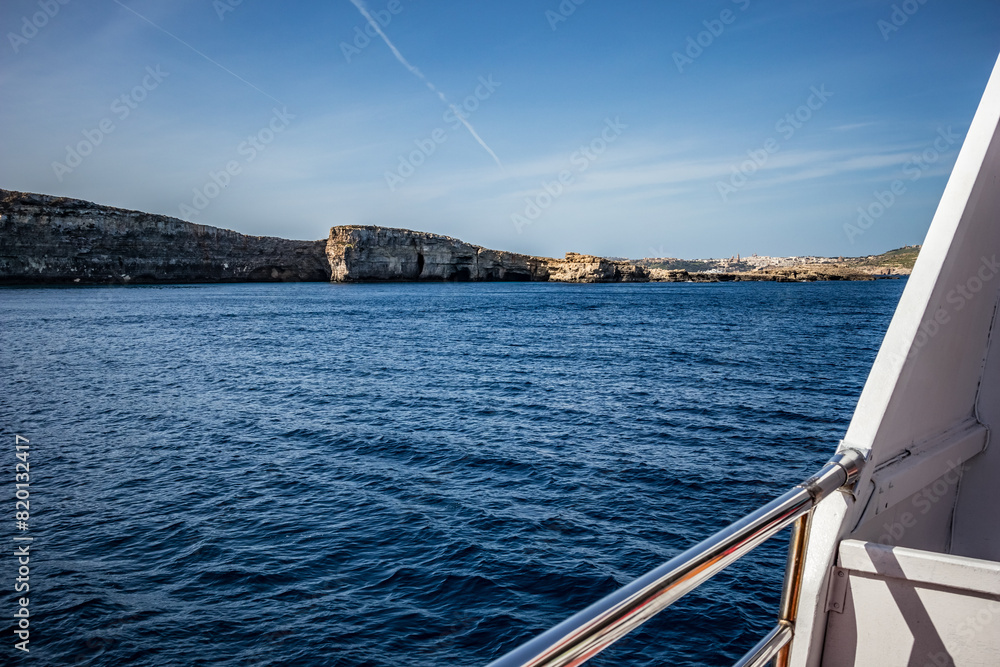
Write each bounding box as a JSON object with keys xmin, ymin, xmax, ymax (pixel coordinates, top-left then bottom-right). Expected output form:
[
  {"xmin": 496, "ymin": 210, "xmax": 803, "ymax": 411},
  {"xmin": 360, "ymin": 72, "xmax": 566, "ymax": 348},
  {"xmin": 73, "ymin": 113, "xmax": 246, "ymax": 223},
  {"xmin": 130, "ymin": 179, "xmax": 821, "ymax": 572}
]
[
  {"xmin": 326, "ymin": 225, "xmax": 550, "ymax": 282},
  {"xmin": 324, "ymin": 230, "xmax": 654, "ymax": 283},
  {"xmin": 0, "ymin": 188, "xmax": 888, "ymax": 285},
  {"xmin": 548, "ymin": 253, "xmax": 650, "ymax": 283}
]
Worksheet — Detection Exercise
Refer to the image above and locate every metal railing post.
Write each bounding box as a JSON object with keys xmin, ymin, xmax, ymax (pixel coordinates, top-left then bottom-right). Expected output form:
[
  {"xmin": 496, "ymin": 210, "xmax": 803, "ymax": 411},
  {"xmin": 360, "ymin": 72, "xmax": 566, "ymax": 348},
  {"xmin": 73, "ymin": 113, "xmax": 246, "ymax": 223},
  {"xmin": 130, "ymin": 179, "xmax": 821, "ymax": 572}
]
[
  {"xmin": 485, "ymin": 449, "xmax": 864, "ymax": 667},
  {"xmin": 774, "ymin": 513, "xmax": 810, "ymax": 667}
]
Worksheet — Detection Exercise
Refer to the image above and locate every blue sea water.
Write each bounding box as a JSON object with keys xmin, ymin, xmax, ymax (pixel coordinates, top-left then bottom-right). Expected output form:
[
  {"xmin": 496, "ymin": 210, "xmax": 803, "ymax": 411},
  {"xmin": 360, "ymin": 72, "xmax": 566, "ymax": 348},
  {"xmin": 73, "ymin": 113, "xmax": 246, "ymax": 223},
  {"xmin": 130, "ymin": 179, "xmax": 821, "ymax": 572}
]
[{"xmin": 0, "ymin": 280, "xmax": 905, "ymax": 666}]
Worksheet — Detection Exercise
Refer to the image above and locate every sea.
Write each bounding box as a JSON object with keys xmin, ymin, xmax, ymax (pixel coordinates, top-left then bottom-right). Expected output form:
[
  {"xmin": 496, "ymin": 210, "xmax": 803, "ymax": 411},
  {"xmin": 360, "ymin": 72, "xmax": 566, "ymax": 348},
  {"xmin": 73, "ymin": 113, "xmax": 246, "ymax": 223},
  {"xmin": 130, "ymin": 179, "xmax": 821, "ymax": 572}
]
[{"xmin": 0, "ymin": 279, "xmax": 905, "ymax": 666}]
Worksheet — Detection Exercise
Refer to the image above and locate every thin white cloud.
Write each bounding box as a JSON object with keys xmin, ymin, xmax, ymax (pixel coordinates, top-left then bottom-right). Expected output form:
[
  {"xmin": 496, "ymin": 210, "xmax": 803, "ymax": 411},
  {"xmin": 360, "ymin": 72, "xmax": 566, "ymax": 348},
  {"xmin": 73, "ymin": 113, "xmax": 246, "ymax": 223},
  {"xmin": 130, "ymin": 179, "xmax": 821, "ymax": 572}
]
[
  {"xmin": 347, "ymin": 0, "xmax": 504, "ymax": 170},
  {"xmin": 832, "ymin": 122, "xmax": 878, "ymax": 132},
  {"xmin": 379, "ymin": 136, "xmax": 953, "ymax": 207}
]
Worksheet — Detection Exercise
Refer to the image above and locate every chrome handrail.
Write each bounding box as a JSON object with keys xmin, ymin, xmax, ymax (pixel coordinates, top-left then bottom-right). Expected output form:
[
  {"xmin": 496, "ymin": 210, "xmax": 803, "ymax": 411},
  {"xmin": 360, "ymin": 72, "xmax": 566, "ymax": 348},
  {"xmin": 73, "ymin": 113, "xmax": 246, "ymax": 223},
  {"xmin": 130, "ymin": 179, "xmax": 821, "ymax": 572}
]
[
  {"xmin": 733, "ymin": 622, "xmax": 793, "ymax": 667},
  {"xmin": 485, "ymin": 449, "xmax": 865, "ymax": 667}
]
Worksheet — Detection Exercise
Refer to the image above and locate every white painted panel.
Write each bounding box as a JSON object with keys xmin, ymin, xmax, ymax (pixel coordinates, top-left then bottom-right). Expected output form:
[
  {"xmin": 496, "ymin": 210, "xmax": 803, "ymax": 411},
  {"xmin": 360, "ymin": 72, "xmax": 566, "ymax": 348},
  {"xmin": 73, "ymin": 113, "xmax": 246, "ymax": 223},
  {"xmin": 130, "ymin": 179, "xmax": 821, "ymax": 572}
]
[
  {"xmin": 838, "ymin": 540, "xmax": 1000, "ymax": 596},
  {"xmin": 871, "ymin": 421, "xmax": 986, "ymax": 516},
  {"xmin": 822, "ymin": 572, "xmax": 1000, "ymax": 667},
  {"xmin": 821, "ymin": 540, "xmax": 1000, "ymax": 667},
  {"xmin": 952, "ymin": 299, "xmax": 1000, "ymax": 561},
  {"xmin": 848, "ymin": 476, "xmax": 959, "ymax": 555}
]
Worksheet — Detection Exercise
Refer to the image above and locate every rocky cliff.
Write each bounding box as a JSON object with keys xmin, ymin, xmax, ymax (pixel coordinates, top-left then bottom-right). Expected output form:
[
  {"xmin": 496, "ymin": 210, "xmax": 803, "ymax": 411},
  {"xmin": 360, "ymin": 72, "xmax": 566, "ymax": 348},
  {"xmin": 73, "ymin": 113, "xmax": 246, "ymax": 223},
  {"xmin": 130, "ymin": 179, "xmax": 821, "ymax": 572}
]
[
  {"xmin": 548, "ymin": 253, "xmax": 649, "ymax": 283},
  {"xmin": 0, "ymin": 188, "xmax": 890, "ymax": 285},
  {"xmin": 326, "ymin": 225, "xmax": 551, "ymax": 282},
  {"xmin": 0, "ymin": 188, "xmax": 639, "ymax": 285},
  {"xmin": 325, "ymin": 228, "xmax": 656, "ymax": 283},
  {"xmin": 0, "ymin": 189, "xmax": 330, "ymax": 284}
]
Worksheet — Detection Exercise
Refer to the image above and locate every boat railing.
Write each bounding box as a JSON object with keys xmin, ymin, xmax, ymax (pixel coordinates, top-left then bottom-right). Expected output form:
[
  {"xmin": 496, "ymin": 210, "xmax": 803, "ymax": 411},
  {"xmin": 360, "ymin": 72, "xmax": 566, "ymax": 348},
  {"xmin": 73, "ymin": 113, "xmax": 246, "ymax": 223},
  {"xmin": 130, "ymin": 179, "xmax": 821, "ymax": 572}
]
[{"xmin": 485, "ymin": 449, "xmax": 866, "ymax": 667}]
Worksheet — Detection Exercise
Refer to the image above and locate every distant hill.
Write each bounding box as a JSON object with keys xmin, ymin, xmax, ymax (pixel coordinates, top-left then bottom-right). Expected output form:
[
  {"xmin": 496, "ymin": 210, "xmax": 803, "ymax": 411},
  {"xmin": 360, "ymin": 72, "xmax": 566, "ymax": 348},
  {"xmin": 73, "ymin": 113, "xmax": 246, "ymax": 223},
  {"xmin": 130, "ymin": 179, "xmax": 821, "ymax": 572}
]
[
  {"xmin": 635, "ymin": 245, "xmax": 921, "ymax": 275},
  {"xmin": 845, "ymin": 245, "xmax": 920, "ymax": 271}
]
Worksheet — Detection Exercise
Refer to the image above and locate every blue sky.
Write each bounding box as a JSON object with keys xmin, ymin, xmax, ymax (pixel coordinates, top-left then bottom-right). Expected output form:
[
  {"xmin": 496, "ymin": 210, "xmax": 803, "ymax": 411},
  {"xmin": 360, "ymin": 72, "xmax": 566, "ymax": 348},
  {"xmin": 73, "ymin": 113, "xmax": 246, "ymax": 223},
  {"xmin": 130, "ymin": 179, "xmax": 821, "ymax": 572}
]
[{"xmin": 2, "ymin": 0, "xmax": 999, "ymax": 259}]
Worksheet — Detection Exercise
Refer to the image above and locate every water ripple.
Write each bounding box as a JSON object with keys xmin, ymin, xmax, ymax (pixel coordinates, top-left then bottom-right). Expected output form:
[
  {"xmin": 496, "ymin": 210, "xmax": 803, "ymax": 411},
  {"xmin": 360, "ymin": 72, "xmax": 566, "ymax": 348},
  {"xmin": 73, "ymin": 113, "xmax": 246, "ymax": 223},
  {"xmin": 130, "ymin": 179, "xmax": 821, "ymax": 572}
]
[{"xmin": 0, "ymin": 280, "xmax": 903, "ymax": 666}]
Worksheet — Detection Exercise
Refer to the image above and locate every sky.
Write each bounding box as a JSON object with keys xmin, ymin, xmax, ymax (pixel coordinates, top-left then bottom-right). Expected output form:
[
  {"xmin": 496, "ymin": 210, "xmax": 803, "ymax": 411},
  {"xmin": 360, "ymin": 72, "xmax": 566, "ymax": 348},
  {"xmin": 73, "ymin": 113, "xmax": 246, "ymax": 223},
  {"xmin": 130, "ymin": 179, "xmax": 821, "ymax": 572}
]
[{"xmin": 2, "ymin": 0, "xmax": 999, "ymax": 259}]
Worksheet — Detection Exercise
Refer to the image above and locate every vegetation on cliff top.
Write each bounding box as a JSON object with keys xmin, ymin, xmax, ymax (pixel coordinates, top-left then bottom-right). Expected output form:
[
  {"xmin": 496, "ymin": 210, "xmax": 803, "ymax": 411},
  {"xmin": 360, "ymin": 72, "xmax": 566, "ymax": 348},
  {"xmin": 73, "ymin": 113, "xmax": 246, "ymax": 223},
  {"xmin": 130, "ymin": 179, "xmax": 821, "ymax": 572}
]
[
  {"xmin": 845, "ymin": 245, "xmax": 920, "ymax": 270},
  {"xmin": 637, "ymin": 245, "xmax": 920, "ymax": 274}
]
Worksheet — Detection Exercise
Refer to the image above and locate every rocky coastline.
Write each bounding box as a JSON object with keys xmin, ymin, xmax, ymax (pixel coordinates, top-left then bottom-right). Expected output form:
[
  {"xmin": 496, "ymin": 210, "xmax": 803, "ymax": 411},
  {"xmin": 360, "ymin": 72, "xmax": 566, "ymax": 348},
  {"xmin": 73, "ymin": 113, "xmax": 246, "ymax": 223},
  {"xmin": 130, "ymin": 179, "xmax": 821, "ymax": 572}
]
[
  {"xmin": 1, "ymin": 189, "xmax": 903, "ymax": 285},
  {"xmin": 0, "ymin": 189, "xmax": 329, "ymax": 284},
  {"xmin": 326, "ymin": 225, "xmax": 549, "ymax": 282}
]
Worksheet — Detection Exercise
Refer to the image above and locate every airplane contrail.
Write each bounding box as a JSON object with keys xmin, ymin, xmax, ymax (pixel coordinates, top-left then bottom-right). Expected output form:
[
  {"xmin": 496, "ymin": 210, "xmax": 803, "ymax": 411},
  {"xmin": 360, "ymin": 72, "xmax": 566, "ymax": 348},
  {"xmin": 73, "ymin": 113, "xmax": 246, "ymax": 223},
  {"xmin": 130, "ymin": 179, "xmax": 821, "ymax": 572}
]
[{"xmin": 347, "ymin": 0, "xmax": 504, "ymax": 170}]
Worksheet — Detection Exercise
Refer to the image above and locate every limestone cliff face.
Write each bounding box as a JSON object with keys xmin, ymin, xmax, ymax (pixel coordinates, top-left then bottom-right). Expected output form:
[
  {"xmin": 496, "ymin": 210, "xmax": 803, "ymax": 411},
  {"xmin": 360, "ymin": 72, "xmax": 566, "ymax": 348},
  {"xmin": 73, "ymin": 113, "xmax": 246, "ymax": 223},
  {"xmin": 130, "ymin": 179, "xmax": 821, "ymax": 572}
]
[
  {"xmin": 0, "ymin": 188, "xmax": 901, "ymax": 286},
  {"xmin": 0, "ymin": 189, "xmax": 330, "ymax": 284},
  {"xmin": 326, "ymin": 225, "xmax": 551, "ymax": 282},
  {"xmin": 0, "ymin": 189, "xmax": 657, "ymax": 285},
  {"xmin": 325, "ymin": 227, "xmax": 655, "ymax": 283},
  {"xmin": 548, "ymin": 253, "xmax": 650, "ymax": 283},
  {"xmin": 0, "ymin": 188, "xmax": 647, "ymax": 285}
]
